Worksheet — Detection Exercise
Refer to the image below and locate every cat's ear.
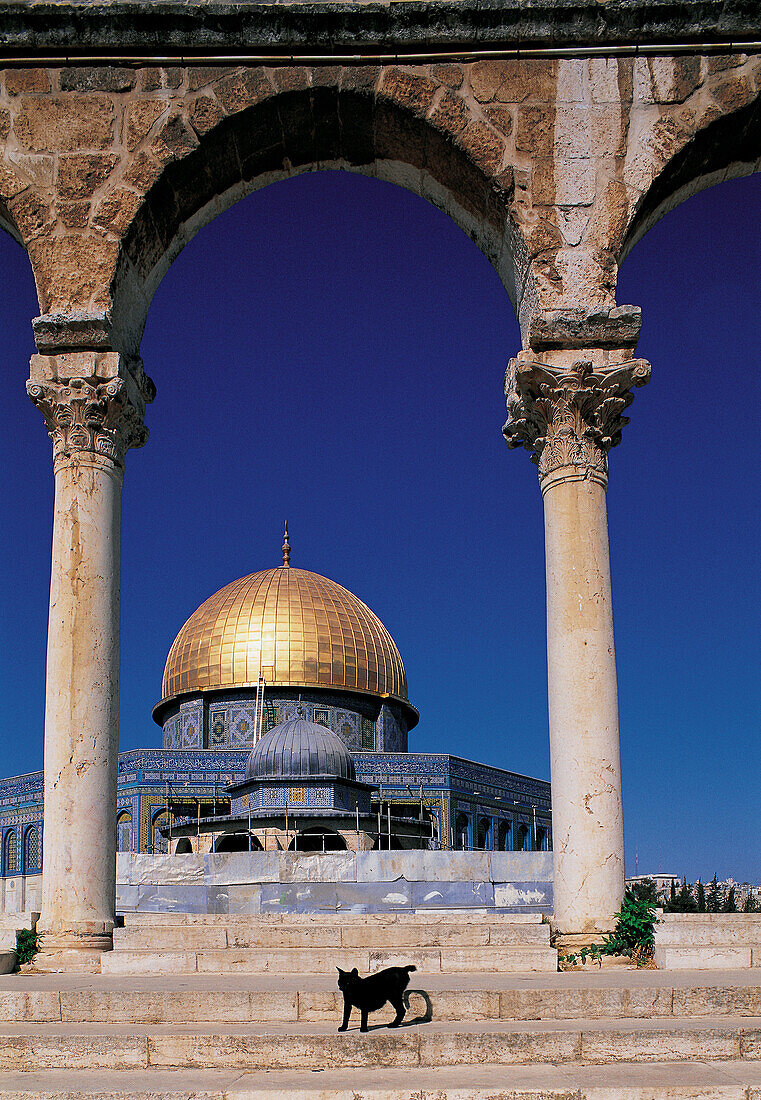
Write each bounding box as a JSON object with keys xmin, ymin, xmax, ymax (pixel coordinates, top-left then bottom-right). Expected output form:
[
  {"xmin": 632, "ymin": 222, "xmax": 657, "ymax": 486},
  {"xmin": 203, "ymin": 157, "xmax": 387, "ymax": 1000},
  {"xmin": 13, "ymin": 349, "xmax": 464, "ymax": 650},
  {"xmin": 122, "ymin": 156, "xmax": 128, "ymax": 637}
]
[
  {"xmin": 351, "ymin": 968, "xmax": 359, "ymax": 977},
  {"xmin": 336, "ymin": 967, "xmax": 344, "ymax": 975}
]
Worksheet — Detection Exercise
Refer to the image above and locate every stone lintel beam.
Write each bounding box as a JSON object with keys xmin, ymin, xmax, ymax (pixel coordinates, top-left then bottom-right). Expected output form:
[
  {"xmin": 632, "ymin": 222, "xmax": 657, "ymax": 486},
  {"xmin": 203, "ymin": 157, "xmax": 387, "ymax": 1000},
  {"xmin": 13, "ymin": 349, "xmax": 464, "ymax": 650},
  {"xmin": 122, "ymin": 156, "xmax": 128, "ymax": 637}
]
[
  {"xmin": 503, "ymin": 348, "xmax": 650, "ymax": 490},
  {"xmin": 0, "ymin": 0, "xmax": 758, "ymax": 55},
  {"xmin": 528, "ymin": 306, "xmax": 642, "ymax": 353}
]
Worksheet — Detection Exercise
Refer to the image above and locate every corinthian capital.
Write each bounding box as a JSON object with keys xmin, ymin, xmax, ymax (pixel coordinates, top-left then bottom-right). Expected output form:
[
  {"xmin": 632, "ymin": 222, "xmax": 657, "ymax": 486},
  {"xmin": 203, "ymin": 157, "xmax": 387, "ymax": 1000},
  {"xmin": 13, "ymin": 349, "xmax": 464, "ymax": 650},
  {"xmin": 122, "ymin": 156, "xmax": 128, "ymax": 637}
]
[
  {"xmin": 27, "ymin": 352, "xmax": 155, "ymax": 469},
  {"xmin": 503, "ymin": 355, "xmax": 650, "ymax": 487}
]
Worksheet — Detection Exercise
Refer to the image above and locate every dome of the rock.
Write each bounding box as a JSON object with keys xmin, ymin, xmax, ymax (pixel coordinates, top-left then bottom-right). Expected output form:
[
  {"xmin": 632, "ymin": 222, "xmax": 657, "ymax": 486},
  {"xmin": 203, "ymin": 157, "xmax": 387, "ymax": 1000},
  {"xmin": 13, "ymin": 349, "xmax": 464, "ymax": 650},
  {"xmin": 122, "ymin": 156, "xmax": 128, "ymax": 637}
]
[
  {"xmin": 244, "ymin": 717, "xmax": 356, "ymax": 783},
  {"xmin": 157, "ymin": 561, "xmax": 414, "ymax": 723}
]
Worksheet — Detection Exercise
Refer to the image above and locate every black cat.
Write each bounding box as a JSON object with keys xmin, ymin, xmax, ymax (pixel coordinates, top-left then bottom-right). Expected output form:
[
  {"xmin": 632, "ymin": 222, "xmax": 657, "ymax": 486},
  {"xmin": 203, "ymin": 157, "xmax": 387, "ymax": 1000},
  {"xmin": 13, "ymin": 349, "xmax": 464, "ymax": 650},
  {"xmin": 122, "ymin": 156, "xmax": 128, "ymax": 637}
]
[{"xmin": 336, "ymin": 964, "xmax": 417, "ymax": 1032}]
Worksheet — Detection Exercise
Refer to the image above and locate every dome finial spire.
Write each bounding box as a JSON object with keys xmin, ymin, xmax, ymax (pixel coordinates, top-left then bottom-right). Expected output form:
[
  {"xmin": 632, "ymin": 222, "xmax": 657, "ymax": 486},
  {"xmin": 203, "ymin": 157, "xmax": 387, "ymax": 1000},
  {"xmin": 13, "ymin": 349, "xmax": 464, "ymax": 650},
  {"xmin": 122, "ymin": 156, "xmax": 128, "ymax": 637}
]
[{"xmin": 282, "ymin": 522, "xmax": 291, "ymax": 568}]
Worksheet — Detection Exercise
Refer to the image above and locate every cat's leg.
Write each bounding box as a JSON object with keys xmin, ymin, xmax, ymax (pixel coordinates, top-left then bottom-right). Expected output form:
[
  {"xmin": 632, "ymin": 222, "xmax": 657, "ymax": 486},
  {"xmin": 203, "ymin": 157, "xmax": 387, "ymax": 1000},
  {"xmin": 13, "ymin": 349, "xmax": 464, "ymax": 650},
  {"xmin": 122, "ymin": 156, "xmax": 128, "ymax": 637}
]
[
  {"xmin": 360, "ymin": 1008, "xmax": 369, "ymax": 1032},
  {"xmin": 389, "ymin": 993, "xmax": 406, "ymax": 1027},
  {"xmin": 338, "ymin": 999, "xmax": 352, "ymax": 1032}
]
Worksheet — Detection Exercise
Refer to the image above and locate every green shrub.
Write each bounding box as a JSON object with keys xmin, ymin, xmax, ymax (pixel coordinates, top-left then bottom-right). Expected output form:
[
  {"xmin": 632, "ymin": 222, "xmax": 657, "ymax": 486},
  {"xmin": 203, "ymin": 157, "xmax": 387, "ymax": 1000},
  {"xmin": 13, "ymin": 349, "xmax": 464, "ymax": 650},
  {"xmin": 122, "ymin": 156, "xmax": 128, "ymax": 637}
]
[
  {"xmin": 16, "ymin": 928, "xmax": 39, "ymax": 966},
  {"xmin": 602, "ymin": 890, "xmax": 657, "ymax": 960},
  {"xmin": 558, "ymin": 890, "xmax": 657, "ymax": 969}
]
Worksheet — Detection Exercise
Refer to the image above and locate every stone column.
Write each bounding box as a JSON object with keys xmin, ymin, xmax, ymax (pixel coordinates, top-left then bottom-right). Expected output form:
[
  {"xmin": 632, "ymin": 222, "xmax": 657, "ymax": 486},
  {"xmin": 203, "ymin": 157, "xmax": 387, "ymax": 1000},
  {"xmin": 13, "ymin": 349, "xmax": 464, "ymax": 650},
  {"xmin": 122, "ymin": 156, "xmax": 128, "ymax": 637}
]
[
  {"xmin": 504, "ymin": 347, "xmax": 649, "ymax": 935},
  {"xmin": 26, "ymin": 350, "xmax": 154, "ymax": 970}
]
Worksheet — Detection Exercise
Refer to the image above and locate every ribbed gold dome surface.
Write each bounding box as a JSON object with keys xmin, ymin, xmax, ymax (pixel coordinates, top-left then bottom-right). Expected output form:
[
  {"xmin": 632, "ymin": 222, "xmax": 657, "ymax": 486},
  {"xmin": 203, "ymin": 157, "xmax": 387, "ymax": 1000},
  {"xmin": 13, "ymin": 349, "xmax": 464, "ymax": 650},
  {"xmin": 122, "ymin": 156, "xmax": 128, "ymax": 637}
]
[{"xmin": 160, "ymin": 566, "xmax": 410, "ymax": 706}]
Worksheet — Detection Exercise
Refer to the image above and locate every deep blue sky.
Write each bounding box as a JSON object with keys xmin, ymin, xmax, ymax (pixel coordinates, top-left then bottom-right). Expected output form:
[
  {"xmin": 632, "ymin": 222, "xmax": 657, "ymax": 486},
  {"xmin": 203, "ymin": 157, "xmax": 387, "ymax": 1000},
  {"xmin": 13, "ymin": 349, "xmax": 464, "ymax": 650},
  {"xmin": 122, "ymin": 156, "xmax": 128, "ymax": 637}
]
[{"xmin": 1, "ymin": 168, "xmax": 759, "ymax": 883}]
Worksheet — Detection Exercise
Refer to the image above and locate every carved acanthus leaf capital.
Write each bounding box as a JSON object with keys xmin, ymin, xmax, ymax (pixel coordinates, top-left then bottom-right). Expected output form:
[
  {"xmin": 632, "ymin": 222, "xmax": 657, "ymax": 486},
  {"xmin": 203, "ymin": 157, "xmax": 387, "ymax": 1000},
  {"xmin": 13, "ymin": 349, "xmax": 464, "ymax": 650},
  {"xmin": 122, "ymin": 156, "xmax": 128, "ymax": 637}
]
[
  {"xmin": 503, "ymin": 355, "xmax": 651, "ymax": 486},
  {"xmin": 26, "ymin": 376, "xmax": 149, "ymax": 468}
]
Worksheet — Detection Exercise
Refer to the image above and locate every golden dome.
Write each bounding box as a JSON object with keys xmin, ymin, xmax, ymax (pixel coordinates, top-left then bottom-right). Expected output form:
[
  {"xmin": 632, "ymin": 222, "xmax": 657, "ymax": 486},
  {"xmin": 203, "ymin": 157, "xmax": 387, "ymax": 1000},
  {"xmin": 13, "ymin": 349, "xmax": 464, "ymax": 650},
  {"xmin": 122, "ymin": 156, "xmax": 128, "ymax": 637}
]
[{"xmin": 157, "ymin": 563, "xmax": 414, "ymax": 719}]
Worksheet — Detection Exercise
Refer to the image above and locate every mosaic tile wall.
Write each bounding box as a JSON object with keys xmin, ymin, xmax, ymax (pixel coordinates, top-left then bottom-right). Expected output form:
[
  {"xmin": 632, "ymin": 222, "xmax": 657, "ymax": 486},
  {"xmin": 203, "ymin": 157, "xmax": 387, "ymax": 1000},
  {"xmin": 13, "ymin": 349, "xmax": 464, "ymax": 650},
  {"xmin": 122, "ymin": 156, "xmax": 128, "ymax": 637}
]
[{"xmin": 162, "ymin": 689, "xmax": 410, "ymax": 754}]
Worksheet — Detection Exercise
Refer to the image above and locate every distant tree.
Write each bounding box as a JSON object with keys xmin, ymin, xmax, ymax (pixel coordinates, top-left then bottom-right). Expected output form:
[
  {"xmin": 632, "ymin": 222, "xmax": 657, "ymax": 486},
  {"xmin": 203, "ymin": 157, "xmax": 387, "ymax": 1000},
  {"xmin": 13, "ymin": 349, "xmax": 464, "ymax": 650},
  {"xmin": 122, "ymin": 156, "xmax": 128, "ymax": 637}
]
[
  {"xmin": 696, "ymin": 880, "xmax": 706, "ymax": 913},
  {"xmin": 630, "ymin": 878, "xmax": 659, "ymax": 906},
  {"xmin": 723, "ymin": 885, "xmax": 738, "ymax": 913},
  {"xmin": 743, "ymin": 893, "xmax": 759, "ymax": 913},
  {"xmin": 664, "ymin": 878, "xmax": 697, "ymax": 913},
  {"xmin": 707, "ymin": 874, "xmax": 721, "ymax": 913}
]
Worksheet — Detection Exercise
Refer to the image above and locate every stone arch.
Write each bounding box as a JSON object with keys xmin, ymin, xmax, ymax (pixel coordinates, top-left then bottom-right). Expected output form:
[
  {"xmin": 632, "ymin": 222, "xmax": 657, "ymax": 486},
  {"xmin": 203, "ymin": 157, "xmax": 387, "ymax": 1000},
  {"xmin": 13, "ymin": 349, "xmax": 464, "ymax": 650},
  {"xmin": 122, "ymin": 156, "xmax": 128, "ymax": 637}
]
[
  {"xmin": 174, "ymin": 836, "xmax": 193, "ymax": 854},
  {"xmin": 289, "ymin": 827, "xmax": 347, "ymax": 852},
  {"xmin": 104, "ymin": 72, "xmax": 519, "ymax": 354},
  {"xmin": 619, "ymin": 59, "xmax": 761, "ymax": 261},
  {"xmin": 214, "ymin": 832, "xmax": 261, "ymax": 852}
]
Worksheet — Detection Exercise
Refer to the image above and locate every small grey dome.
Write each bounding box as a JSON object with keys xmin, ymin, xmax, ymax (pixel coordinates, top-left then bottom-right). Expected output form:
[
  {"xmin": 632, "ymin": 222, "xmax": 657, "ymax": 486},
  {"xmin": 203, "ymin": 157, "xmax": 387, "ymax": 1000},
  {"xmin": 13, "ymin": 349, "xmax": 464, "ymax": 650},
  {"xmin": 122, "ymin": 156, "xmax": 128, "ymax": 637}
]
[{"xmin": 244, "ymin": 718, "xmax": 356, "ymax": 782}]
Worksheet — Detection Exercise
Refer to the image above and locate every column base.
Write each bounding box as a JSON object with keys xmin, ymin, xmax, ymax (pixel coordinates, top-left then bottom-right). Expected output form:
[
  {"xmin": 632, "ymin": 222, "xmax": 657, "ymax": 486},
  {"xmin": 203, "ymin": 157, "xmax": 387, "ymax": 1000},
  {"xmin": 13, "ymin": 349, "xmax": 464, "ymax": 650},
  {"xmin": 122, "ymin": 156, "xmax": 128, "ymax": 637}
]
[{"xmin": 33, "ymin": 922, "xmax": 113, "ymax": 973}]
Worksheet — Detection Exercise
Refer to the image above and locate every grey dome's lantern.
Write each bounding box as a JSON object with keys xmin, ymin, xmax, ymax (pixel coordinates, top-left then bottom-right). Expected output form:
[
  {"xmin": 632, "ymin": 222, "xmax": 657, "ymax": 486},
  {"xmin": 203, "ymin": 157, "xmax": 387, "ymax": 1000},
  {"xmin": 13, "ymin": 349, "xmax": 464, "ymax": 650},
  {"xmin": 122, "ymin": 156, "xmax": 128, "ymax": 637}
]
[{"xmin": 245, "ymin": 718, "xmax": 357, "ymax": 783}]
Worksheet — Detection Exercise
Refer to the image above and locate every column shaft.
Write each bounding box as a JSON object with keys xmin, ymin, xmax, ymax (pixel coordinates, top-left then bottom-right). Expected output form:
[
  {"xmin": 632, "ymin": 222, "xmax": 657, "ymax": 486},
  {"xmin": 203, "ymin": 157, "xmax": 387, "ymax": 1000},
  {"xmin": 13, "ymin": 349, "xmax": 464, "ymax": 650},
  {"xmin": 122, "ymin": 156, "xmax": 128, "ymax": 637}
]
[
  {"xmin": 27, "ymin": 351, "xmax": 154, "ymax": 971},
  {"xmin": 37, "ymin": 454, "xmax": 122, "ymax": 969},
  {"xmin": 543, "ymin": 470, "xmax": 623, "ymax": 933},
  {"xmin": 504, "ymin": 349, "xmax": 650, "ymax": 935}
]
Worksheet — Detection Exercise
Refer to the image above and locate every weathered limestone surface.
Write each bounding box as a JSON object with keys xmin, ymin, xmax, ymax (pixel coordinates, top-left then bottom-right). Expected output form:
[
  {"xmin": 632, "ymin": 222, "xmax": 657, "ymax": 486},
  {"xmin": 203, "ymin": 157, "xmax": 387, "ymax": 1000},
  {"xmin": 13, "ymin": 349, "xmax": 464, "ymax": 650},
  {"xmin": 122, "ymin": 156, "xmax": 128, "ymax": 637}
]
[
  {"xmin": 504, "ymin": 346, "xmax": 649, "ymax": 933},
  {"xmin": 0, "ymin": 52, "xmax": 757, "ymax": 348},
  {"xmin": 26, "ymin": 351, "xmax": 153, "ymax": 971}
]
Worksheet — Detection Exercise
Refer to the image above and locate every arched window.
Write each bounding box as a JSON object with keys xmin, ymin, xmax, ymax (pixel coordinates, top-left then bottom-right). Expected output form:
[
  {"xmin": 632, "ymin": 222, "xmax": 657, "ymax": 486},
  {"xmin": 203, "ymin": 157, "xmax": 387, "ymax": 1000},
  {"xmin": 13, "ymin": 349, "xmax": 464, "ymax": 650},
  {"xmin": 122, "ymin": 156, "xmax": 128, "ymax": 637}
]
[
  {"xmin": 535, "ymin": 826, "xmax": 549, "ymax": 852},
  {"xmin": 4, "ymin": 831, "xmax": 19, "ymax": 874},
  {"xmin": 289, "ymin": 828, "xmax": 346, "ymax": 852},
  {"xmin": 455, "ymin": 813, "xmax": 470, "ymax": 850},
  {"xmin": 517, "ymin": 823, "xmax": 531, "ymax": 851},
  {"xmin": 24, "ymin": 827, "xmax": 40, "ymax": 873},
  {"xmin": 477, "ymin": 816, "xmax": 492, "ymax": 850},
  {"xmin": 497, "ymin": 819, "xmax": 512, "ymax": 851},
  {"xmin": 116, "ymin": 812, "xmax": 131, "ymax": 853},
  {"xmin": 214, "ymin": 832, "xmax": 262, "ymax": 852},
  {"xmin": 152, "ymin": 811, "xmax": 169, "ymax": 854}
]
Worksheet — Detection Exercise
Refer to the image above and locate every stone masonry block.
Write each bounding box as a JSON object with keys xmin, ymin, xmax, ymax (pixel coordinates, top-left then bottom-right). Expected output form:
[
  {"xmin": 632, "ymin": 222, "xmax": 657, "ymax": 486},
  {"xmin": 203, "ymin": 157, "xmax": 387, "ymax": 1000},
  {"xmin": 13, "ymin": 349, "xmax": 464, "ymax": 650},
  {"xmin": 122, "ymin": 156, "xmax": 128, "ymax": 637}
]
[
  {"xmin": 485, "ymin": 105, "xmax": 513, "ymax": 137},
  {"xmin": 515, "ymin": 105, "xmax": 554, "ymax": 154},
  {"xmin": 126, "ymin": 100, "xmax": 166, "ymax": 152},
  {"xmin": 0, "ymin": 162, "xmax": 28, "ymax": 200},
  {"xmin": 188, "ymin": 94, "xmax": 226, "ymax": 137},
  {"xmin": 58, "ymin": 153, "xmax": 119, "ymax": 199},
  {"xmin": 149, "ymin": 111, "xmax": 199, "ymax": 166},
  {"xmin": 457, "ymin": 119, "xmax": 504, "ymax": 174},
  {"xmin": 470, "ymin": 59, "xmax": 557, "ymax": 105},
  {"xmin": 93, "ymin": 187, "xmax": 143, "ymax": 236},
  {"xmin": 431, "ymin": 64, "xmax": 463, "ymax": 90},
  {"xmin": 55, "ymin": 200, "xmax": 89, "ymax": 229},
  {"xmin": 380, "ymin": 68, "xmax": 437, "ymax": 117},
  {"xmin": 3, "ymin": 68, "xmax": 51, "ymax": 95},
  {"xmin": 16, "ymin": 95, "xmax": 116, "ymax": 152},
  {"xmin": 429, "ymin": 90, "xmax": 469, "ymax": 137},
  {"xmin": 0, "ymin": 109, "xmax": 9, "ymax": 141},
  {"xmin": 60, "ymin": 67, "xmax": 136, "ymax": 93},
  {"xmin": 215, "ymin": 68, "xmax": 273, "ymax": 115}
]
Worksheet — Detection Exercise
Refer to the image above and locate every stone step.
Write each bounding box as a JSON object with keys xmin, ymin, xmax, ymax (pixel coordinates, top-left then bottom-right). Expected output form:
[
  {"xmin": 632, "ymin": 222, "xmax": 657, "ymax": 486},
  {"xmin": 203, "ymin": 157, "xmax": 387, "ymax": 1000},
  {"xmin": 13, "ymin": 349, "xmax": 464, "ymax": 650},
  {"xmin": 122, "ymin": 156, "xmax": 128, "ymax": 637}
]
[
  {"xmin": 100, "ymin": 944, "xmax": 558, "ymax": 975},
  {"xmin": 3, "ymin": 1060, "xmax": 761, "ymax": 1099},
  {"xmin": 657, "ymin": 916, "xmax": 761, "ymax": 947},
  {"xmin": 655, "ymin": 946, "xmax": 760, "ymax": 970},
  {"xmin": 112, "ymin": 921, "xmax": 551, "ymax": 950},
  {"xmin": 9, "ymin": 975, "xmax": 761, "ymax": 1025},
  {"xmin": 2, "ymin": 1016, "xmax": 761, "ymax": 1071},
  {"xmin": 121, "ymin": 911, "xmax": 544, "ymax": 925}
]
